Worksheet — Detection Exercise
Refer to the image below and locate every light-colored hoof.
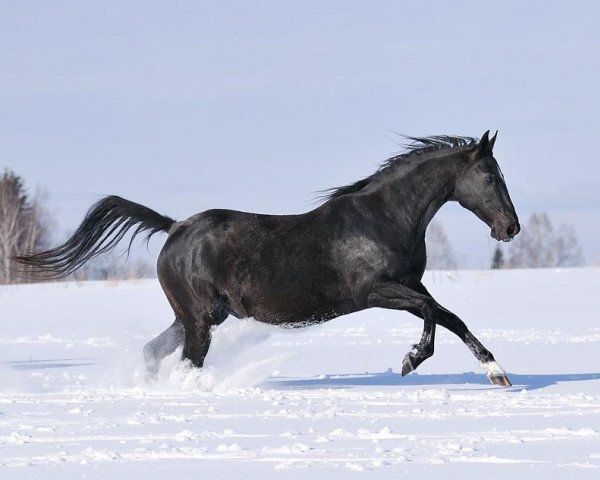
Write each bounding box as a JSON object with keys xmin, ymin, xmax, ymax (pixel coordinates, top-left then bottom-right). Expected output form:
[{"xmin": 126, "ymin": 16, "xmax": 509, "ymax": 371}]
[
  {"xmin": 482, "ymin": 361, "xmax": 511, "ymax": 387},
  {"xmin": 487, "ymin": 373, "xmax": 512, "ymax": 387}
]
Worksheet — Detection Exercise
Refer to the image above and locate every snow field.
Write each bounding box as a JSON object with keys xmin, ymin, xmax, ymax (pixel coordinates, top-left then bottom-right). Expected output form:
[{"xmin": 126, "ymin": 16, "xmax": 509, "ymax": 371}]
[{"xmin": 0, "ymin": 268, "xmax": 599, "ymax": 478}]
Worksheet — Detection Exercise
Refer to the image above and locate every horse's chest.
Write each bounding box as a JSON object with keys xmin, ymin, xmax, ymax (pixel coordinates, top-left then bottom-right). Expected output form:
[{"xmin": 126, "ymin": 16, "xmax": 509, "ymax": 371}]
[{"xmin": 376, "ymin": 239, "xmax": 426, "ymax": 286}]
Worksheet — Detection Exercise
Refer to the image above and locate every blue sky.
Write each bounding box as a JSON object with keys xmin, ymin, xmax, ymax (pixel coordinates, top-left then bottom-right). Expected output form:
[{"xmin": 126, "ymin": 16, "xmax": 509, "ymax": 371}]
[{"xmin": 2, "ymin": 1, "xmax": 599, "ymax": 267}]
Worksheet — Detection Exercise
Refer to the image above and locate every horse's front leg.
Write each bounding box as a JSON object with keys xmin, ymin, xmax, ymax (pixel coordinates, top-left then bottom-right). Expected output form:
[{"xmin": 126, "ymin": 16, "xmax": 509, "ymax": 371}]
[
  {"xmin": 366, "ymin": 281, "xmax": 438, "ymax": 376},
  {"xmin": 411, "ymin": 282, "xmax": 511, "ymax": 387}
]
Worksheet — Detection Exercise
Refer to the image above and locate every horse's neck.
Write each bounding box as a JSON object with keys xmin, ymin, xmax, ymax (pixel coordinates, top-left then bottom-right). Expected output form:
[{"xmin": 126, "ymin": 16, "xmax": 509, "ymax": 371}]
[{"xmin": 375, "ymin": 155, "xmax": 462, "ymax": 236}]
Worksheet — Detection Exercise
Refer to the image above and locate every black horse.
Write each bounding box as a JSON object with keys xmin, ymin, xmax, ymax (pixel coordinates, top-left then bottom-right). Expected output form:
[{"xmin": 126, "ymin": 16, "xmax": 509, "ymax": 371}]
[{"xmin": 14, "ymin": 131, "xmax": 520, "ymax": 386}]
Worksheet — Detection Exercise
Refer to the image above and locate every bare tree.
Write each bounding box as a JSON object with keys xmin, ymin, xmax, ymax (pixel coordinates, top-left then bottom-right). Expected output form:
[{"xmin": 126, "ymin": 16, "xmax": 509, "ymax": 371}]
[
  {"xmin": 507, "ymin": 212, "xmax": 583, "ymax": 268},
  {"xmin": 0, "ymin": 170, "xmax": 51, "ymax": 283},
  {"xmin": 553, "ymin": 224, "xmax": 583, "ymax": 267},
  {"xmin": 0, "ymin": 172, "xmax": 22, "ymax": 281},
  {"xmin": 426, "ymin": 220, "xmax": 457, "ymax": 270}
]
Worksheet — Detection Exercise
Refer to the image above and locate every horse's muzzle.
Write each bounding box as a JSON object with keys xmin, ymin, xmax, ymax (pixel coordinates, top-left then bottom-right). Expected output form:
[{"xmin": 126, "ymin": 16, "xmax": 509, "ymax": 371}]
[{"xmin": 491, "ymin": 220, "xmax": 520, "ymax": 242}]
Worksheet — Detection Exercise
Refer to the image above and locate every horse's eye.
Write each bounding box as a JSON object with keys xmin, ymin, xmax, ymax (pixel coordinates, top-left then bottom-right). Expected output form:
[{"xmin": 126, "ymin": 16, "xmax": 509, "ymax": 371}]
[{"xmin": 484, "ymin": 175, "xmax": 495, "ymax": 184}]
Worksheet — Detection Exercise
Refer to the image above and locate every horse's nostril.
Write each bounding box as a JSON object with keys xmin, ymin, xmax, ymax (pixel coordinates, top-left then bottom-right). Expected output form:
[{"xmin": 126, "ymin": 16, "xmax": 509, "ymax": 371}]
[{"xmin": 506, "ymin": 224, "xmax": 516, "ymax": 237}]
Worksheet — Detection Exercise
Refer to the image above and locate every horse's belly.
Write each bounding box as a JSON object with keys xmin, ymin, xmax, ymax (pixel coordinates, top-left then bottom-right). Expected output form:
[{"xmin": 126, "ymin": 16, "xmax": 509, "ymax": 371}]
[
  {"xmin": 250, "ymin": 303, "xmax": 351, "ymax": 326},
  {"xmin": 232, "ymin": 279, "xmax": 354, "ymax": 326}
]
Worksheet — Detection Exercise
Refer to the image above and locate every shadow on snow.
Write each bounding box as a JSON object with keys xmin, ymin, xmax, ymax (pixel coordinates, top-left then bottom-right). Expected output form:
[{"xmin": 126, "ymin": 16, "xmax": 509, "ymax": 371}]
[
  {"xmin": 3, "ymin": 359, "xmax": 599, "ymax": 391},
  {"xmin": 264, "ymin": 369, "xmax": 600, "ymax": 392},
  {"xmin": 3, "ymin": 358, "xmax": 100, "ymax": 370}
]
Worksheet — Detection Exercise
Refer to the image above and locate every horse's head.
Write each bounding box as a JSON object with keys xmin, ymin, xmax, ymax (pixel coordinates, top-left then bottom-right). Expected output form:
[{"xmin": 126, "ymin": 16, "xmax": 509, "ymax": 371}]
[{"xmin": 454, "ymin": 131, "xmax": 520, "ymax": 242}]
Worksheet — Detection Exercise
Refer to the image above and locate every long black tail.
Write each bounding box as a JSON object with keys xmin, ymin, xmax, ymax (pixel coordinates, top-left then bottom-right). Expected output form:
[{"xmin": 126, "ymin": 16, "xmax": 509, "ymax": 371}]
[{"xmin": 12, "ymin": 195, "xmax": 176, "ymax": 279}]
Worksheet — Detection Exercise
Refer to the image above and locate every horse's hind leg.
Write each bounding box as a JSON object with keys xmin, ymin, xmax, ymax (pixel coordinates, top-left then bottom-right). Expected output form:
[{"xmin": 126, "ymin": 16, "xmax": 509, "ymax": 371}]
[
  {"xmin": 179, "ymin": 308, "xmax": 228, "ymax": 368},
  {"xmin": 143, "ymin": 318, "xmax": 185, "ymax": 377},
  {"xmin": 157, "ymin": 243, "xmax": 228, "ymax": 369}
]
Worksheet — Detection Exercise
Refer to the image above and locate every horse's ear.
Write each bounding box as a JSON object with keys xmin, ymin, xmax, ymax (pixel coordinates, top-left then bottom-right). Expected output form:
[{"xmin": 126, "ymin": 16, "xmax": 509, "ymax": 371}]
[
  {"xmin": 478, "ymin": 130, "xmax": 491, "ymax": 156},
  {"xmin": 489, "ymin": 130, "xmax": 498, "ymax": 151}
]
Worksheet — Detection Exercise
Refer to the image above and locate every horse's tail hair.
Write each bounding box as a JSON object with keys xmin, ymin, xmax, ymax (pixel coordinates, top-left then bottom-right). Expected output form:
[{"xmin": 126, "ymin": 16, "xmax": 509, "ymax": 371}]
[{"xmin": 12, "ymin": 195, "xmax": 176, "ymax": 280}]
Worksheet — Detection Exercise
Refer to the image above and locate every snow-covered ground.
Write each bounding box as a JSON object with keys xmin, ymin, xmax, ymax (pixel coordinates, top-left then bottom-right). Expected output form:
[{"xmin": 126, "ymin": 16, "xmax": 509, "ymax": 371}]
[{"xmin": 1, "ymin": 268, "xmax": 599, "ymax": 479}]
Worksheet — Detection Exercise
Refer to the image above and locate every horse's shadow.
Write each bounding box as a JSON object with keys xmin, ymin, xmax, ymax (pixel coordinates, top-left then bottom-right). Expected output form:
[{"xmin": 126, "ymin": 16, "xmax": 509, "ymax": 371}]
[
  {"xmin": 3, "ymin": 358, "xmax": 99, "ymax": 370},
  {"xmin": 264, "ymin": 369, "xmax": 600, "ymax": 391}
]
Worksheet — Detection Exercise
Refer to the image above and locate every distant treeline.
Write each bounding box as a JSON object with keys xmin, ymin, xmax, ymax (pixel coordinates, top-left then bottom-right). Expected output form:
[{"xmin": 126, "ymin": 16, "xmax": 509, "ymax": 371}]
[
  {"xmin": 0, "ymin": 169, "xmax": 156, "ymax": 284},
  {"xmin": 0, "ymin": 169, "xmax": 585, "ymax": 284},
  {"xmin": 426, "ymin": 212, "xmax": 583, "ymax": 270}
]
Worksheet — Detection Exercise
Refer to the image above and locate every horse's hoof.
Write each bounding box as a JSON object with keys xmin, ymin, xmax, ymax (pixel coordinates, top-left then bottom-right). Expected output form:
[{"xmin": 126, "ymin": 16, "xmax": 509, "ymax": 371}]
[
  {"xmin": 481, "ymin": 361, "xmax": 511, "ymax": 387},
  {"xmin": 401, "ymin": 353, "xmax": 415, "ymax": 377},
  {"xmin": 487, "ymin": 373, "xmax": 512, "ymax": 387}
]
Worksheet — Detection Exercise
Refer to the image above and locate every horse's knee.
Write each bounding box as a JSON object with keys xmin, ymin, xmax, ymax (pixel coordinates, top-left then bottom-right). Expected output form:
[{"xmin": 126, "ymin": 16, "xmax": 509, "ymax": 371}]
[{"xmin": 420, "ymin": 298, "xmax": 438, "ymax": 321}]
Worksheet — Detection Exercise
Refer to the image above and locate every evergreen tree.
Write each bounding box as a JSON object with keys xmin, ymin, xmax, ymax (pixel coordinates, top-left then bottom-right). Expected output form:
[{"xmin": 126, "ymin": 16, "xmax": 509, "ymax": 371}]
[{"xmin": 491, "ymin": 244, "xmax": 504, "ymax": 269}]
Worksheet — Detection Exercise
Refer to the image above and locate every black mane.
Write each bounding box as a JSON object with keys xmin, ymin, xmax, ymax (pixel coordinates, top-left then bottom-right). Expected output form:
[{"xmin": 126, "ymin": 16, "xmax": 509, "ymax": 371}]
[{"xmin": 319, "ymin": 135, "xmax": 478, "ymax": 202}]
